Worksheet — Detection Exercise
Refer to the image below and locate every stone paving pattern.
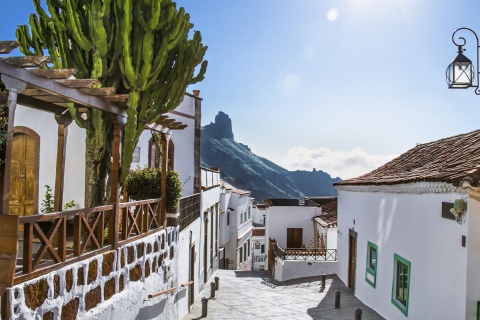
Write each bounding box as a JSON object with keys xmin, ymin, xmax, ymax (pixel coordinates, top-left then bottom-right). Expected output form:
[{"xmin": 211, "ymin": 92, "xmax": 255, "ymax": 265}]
[{"xmin": 183, "ymin": 270, "xmax": 385, "ymax": 320}]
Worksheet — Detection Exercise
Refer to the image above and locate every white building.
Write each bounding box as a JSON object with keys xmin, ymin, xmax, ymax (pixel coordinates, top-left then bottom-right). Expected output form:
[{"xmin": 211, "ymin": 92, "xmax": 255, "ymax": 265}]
[
  {"xmin": 335, "ymin": 130, "xmax": 480, "ymax": 320},
  {"xmin": 218, "ymin": 182, "xmax": 253, "ymax": 270},
  {"xmin": 264, "ymin": 198, "xmax": 337, "ymax": 281}
]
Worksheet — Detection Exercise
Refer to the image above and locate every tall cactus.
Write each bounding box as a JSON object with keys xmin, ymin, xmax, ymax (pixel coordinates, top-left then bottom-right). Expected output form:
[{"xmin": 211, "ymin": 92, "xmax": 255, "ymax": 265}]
[{"xmin": 16, "ymin": 0, "xmax": 207, "ymax": 207}]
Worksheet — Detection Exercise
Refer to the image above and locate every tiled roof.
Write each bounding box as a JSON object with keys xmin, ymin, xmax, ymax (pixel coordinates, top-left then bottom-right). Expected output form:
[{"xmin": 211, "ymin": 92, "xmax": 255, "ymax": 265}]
[
  {"xmin": 335, "ymin": 130, "xmax": 480, "ymax": 187},
  {"xmin": 311, "ymin": 198, "xmax": 337, "ymax": 226},
  {"xmin": 252, "ymin": 228, "xmax": 265, "ymax": 236}
]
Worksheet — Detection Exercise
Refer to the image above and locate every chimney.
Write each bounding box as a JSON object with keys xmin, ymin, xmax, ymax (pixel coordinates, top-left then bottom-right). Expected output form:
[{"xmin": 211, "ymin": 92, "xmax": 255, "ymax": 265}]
[{"xmin": 193, "ymin": 90, "xmax": 200, "ymax": 97}]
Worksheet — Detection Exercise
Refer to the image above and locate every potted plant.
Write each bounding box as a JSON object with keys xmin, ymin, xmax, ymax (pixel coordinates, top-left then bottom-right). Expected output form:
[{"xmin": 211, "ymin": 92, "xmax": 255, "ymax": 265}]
[{"xmin": 124, "ymin": 166, "xmax": 182, "ymax": 212}]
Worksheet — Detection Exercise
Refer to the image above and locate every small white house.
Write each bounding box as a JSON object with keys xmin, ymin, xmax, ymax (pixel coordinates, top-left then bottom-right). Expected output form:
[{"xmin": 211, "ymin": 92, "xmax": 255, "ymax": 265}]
[
  {"xmin": 335, "ymin": 130, "xmax": 480, "ymax": 320},
  {"xmin": 218, "ymin": 181, "xmax": 253, "ymax": 270}
]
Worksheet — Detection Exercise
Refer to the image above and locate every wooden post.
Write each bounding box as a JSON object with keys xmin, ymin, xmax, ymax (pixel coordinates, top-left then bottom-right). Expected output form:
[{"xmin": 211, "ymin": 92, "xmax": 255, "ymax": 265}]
[
  {"xmin": 0, "ymin": 75, "xmax": 26, "ymax": 214},
  {"xmin": 0, "ymin": 214, "xmax": 19, "ymax": 318},
  {"xmin": 193, "ymin": 91, "xmax": 202, "ymax": 194},
  {"xmin": 53, "ymin": 113, "xmax": 72, "ymax": 212},
  {"xmin": 160, "ymin": 133, "xmax": 169, "ymax": 228},
  {"xmin": 109, "ymin": 116, "xmax": 123, "ymax": 248}
]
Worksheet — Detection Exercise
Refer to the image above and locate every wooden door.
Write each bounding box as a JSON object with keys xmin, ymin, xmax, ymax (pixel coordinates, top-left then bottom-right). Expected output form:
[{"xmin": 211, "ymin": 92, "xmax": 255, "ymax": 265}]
[
  {"xmin": 203, "ymin": 215, "xmax": 208, "ymax": 283},
  {"xmin": 286, "ymin": 228, "xmax": 303, "ymax": 248},
  {"xmin": 9, "ymin": 132, "xmax": 38, "ymax": 216},
  {"xmin": 348, "ymin": 229, "xmax": 357, "ymax": 290}
]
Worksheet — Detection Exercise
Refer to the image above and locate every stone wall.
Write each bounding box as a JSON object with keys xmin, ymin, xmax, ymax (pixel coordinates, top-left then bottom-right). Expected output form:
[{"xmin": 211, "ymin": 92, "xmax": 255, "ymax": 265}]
[{"xmin": 6, "ymin": 228, "xmax": 178, "ymax": 320}]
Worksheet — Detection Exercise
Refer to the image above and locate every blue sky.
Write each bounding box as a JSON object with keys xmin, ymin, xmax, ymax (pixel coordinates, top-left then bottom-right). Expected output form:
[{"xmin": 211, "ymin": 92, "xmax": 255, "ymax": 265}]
[{"xmin": 3, "ymin": 0, "xmax": 480, "ymax": 179}]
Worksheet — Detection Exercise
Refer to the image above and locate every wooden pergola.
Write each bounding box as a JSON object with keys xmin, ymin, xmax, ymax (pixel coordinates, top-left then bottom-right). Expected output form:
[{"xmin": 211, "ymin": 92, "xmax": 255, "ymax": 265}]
[
  {"xmin": 0, "ymin": 40, "xmax": 186, "ymax": 214},
  {"xmin": 0, "ymin": 40, "xmax": 188, "ymax": 308}
]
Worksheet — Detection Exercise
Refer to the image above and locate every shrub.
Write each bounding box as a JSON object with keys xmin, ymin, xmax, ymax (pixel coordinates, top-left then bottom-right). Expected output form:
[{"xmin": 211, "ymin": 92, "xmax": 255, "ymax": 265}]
[{"xmin": 124, "ymin": 167, "xmax": 182, "ymax": 212}]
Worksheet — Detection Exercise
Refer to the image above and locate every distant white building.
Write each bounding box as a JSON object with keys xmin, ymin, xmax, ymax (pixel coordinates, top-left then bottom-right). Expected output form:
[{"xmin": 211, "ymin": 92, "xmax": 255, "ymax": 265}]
[
  {"xmin": 335, "ymin": 130, "xmax": 480, "ymax": 320},
  {"xmin": 218, "ymin": 181, "xmax": 253, "ymax": 270}
]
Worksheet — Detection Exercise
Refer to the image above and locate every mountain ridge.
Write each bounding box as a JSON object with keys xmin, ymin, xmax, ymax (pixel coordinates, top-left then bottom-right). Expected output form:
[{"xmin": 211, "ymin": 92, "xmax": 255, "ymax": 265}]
[{"xmin": 201, "ymin": 112, "xmax": 341, "ymax": 203}]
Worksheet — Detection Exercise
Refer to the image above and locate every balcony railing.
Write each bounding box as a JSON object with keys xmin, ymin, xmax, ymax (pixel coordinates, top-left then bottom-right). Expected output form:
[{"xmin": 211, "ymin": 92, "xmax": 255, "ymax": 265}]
[
  {"xmin": 178, "ymin": 193, "xmax": 201, "ymax": 231},
  {"xmin": 12, "ymin": 198, "xmax": 163, "ymax": 284},
  {"xmin": 253, "ymin": 254, "xmax": 267, "ymax": 263},
  {"xmin": 273, "ymin": 244, "xmax": 337, "ymax": 262}
]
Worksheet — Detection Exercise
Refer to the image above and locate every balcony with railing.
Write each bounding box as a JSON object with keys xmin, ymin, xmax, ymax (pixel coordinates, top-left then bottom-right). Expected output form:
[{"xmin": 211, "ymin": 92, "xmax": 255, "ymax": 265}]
[
  {"xmin": 178, "ymin": 193, "xmax": 201, "ymax": 231},
  {"xmin": 3, "ymin": 198, "xmax": 164, "ymax": 285},
  {"xmin": 271, "ymin": 243, "xmax": 337, "ymax": 281}
]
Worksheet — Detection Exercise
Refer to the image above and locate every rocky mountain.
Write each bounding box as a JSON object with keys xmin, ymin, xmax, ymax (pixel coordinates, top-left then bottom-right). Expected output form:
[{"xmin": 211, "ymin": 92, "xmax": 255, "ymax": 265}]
[{"xmin": 200, "ymin": 112, "xmax": 341, "ymax": 203}]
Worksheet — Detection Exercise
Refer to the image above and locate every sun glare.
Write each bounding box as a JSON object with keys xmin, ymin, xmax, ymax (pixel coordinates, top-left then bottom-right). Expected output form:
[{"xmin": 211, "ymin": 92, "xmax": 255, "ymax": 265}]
[{"xmin": 327, "ymin": 8, "xmax": 339, "ymax": 21}]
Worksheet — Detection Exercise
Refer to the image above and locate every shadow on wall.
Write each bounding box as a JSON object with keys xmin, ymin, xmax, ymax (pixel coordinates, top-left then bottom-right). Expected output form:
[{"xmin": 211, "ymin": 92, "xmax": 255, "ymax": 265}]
[{"xmin": 135, "ymin": 297, "xmax": 168, "ymax": 320}]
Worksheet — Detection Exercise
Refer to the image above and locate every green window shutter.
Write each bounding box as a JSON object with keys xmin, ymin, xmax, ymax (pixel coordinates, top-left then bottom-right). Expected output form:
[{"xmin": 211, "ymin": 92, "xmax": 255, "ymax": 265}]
[
  {"xmin": 365, "ymin": 241, "xmax": 378, "ymax": 288},
  {"xmin": 391, "ymin": 254, "xmax": 411, "ymax": 316}
]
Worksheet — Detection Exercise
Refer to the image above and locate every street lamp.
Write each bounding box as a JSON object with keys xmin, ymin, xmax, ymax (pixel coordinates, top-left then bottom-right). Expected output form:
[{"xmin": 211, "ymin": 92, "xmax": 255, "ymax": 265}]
[{"xmin": 446, "ymin": 28, "xmax": 480, "ymax": 94}]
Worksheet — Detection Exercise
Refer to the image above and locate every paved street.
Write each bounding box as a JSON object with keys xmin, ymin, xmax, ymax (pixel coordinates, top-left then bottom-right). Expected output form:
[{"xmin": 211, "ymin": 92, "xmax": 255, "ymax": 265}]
[{"xmin": 183, "ymin": 270, "xmax": 385, "ymax": 320}]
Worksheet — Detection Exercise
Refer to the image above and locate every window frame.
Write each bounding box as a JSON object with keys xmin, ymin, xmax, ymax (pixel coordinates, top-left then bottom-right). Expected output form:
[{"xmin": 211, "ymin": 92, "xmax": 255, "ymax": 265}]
[
  {"xmin": 365, "ymin": 241, "xmax": 378, "ymax": 288},
  {"xmin": 391, "ymin": 254, "xmax": 411, "ymax": 316}
]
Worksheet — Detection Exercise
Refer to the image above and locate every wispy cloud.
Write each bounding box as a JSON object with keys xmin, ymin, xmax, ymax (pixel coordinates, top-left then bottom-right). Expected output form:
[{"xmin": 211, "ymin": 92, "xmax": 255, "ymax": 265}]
[{"xmin": 279, "ymin": 146, "xmax": 397, "ymax": 180}]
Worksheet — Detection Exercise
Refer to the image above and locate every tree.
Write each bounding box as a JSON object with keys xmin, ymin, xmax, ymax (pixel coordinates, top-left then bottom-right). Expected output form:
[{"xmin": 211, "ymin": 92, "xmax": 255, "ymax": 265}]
[{"xmin": 16, "ymin": 0, "xmax": 207, "ymax": 207}]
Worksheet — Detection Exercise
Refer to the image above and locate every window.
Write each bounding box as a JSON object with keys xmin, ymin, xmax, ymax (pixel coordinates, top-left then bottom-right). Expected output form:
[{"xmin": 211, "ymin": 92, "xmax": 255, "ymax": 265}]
[
  {"xmin": 227, "ymin": 211, "xmax": 230, "ymax": 226},
  {"xmin": 365, "ymin": 242, "xmax": 378, "ymax": 288},
  {"xmin": 248, "ymin": 207, "xmax": 251, "ymax": 219},
  {"xmin": 247, "ymin": 240, "xmax": 250, "ymax": 257},
  {"xmin": 392, "ymin": 254, "xmax": 411, "ymax": 316},
  {"xmin": 261, "ymin": 244, "xmax": 265, "ymax": 254},
  {"xmin": 244, "ymin": 243, "xmax": 247, "ymax": 261},
  {"xmin": 239, "ymin": 248, "xmax": 243, "ymax": 263},
  {"xmin": 255, "ymin": 243, "xmax": 260, "ymax": 249}
]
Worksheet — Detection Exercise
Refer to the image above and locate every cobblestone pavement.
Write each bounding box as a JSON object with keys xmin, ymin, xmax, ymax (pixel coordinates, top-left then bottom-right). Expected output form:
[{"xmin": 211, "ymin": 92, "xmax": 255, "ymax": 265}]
[{"xmin": 183, "ymin": 270, "xmax": 385, "ymax": 320}]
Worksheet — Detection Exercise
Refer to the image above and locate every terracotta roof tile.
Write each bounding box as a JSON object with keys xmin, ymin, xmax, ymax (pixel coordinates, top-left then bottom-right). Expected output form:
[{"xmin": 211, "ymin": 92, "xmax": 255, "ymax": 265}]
[{"xmin": 335, "ymin": 130, "xmax": 480, "ymax": 187}]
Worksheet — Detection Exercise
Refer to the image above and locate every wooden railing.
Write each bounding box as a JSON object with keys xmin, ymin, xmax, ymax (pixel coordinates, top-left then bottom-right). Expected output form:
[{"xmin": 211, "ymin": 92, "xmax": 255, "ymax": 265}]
[
  {"xmin": 13, "ymin": 198, "xmax": 163, "ymax": 284},
  {"xmin": 178, "ymin": 193, "xmax": 201, "ymax": 231},
  {"xmin": 272, "ymin": 244, "xmax": 337, "ymax": 262}
]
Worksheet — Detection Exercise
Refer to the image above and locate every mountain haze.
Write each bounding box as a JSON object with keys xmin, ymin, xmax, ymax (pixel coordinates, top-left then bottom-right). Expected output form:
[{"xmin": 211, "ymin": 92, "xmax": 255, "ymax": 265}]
[{"xmin": 200, "ymin": 112, "xmax": 341, "ymax": 203}]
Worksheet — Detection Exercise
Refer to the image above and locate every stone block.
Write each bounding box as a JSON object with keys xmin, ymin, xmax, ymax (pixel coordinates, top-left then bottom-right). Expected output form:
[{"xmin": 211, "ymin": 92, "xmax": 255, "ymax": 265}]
[
  {"xmin": 127, "ymin": 246, "xmax": 135, "ymax": 264},
  {"xmin": 129, "ymin": 264, "xmax": 142, "ymax": 282},
  {"xmin": 84, "ymin": 286, "xmax": 101, "ymax": 311},
  {"xmin": 61, "ymin": 298, "xmax": 79, "ymax": 320},
  {"xmin": 87, "ymin": 259, "xmax": 98, "ymax": 284},
  {"xmin": 102, "ymin": 251, "xmax": 115, "ymax": 276},
  {"xmin": 65, "ymin": 269, "xmax": 73, "ymax": 292},
  {"xmin": 54, "ymin": 274, "xmax": 60, "ymax": 298},
  {"xmin": 104, "ymin": 278, "xmax": 115, "ymax": 301},
  {"xmin": 24, "ymin": 278, "xmax": 48, "ymax": 310}
]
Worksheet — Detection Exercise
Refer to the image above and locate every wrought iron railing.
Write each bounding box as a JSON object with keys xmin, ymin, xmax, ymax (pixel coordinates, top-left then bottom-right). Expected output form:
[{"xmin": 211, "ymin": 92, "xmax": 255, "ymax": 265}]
[
  {"xmin": 273, "ymin": 244, "xmax": 337, "ymax": 261},
  {"xmin": 253, "ymin": 254, "xmax": 267, "ymax": 263},
  {"xmin": 178, "ymin": 193, "xmax": 201, "ymax": 231}
]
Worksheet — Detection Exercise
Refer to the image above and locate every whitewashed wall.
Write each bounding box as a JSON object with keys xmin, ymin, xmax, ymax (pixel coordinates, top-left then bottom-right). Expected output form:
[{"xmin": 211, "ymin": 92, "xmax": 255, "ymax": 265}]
[
  {"xmin": 176, "ymin": 218, "xmax": 202, "ymax": 320},
  {"xmin": 15, "ymin": 106, "xmax": 86, "ymax": 210},
  {"xmin": 465, "ymin": 196, "xmax": 480, "ymax": 319},
  {"xmin": 134, "ymin": 95, "xmax": 196, "ymax": 196},
  {"xmin": 265, "ymin": 206, "xmax": 319, "ymax": 249},
  {"xmin": 336, "ymin": 183, "xmax": 468, "ymax": 320},
  {"xmin": 275, "ymin": 260, "xmax": 337, "ymax": 282}
]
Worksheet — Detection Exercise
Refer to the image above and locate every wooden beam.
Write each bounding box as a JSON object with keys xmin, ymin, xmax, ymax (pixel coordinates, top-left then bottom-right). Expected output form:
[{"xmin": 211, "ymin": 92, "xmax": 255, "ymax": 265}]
[
  {"xmin": 109, "ymin": 116, "xmax": 123, "ymax": 249},
  {"xmin": 161, "ymin": 133, "xmax": 169, "ymax": 227},
  {"xmin": 34, "ymin": 95, "xmax": 71, "ymax": 103},
  {"xmin": 0, "ymin": 41, "xmax": 19, "ymax": 54},
  {"xmin": 17, "ymin": 95, "xmax": 66, "ymax": 115},
  {"xmin": 55, "ymin": 79, "xmax": 101, "ymax": 88},
  {"xmin": 0, "ymin": 75, "xmax": 26, "ymax": 214},
  {"xmin": 79, "ymin": 87, "xmax": 116, "ymax": 96},
  {"xmin": 0, "ymin": 59, "xmax": 125, "ymax": 116},
  {"xmin": 0, "ymin": 215, "xmax": 19, "ymax": 293},
  {"xmin": 30, "ymin": 68, "xmax": 77, "ymax": 79},
  {"xmin": 53, "ymin": 113, "xmax": 72, "ymax": 212},
  {"xmin": 2, "ymin": 56, "xmax": 51, "ymax": 68},
  {"xmin": 103, "ymin": 94, "xmax": 129, "ymax": 102}
]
